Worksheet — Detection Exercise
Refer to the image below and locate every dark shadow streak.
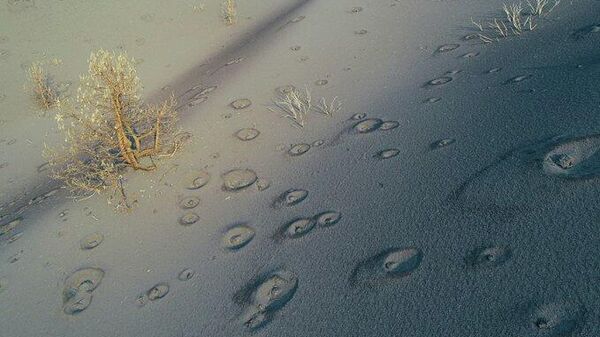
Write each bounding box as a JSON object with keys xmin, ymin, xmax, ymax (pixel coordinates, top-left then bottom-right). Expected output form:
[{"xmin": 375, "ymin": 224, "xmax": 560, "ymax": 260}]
[
  {"xmin": 445, "ymin": 134, "xmax": 559, "ymax": 204},
  {"xmin": 148, "ymin": 0, "xmax": 313, "ymax": 107}
]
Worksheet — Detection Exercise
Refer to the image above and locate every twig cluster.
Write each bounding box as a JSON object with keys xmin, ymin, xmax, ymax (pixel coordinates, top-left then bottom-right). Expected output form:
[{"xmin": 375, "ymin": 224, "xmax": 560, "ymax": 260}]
[
  {"xmin": 222, "ymin": 0, "xmax": 237, "ymax": 26},
  {"xmin": 272, "ymin": 87, "xmax": 312, "ymax": 127},
  {"xmin": 269, "ymin": 86, "xmax": 343, "ymax": 128},
  {"xmin": 315, "ymin": 97, "xmax": 342, "ymax": 116},
  {"xmin": 26, "ymin": 62, "xmax": 57, "ymax": 110},
  {"xmin": 472, "ymin": 0, "xmax": 559, "ymax": 43}
]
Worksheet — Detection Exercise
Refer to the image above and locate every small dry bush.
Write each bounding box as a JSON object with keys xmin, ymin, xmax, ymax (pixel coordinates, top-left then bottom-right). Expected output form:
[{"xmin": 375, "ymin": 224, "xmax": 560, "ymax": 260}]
[
  {"xmin": 270, "ymin": 87, "xmax": 312, "ymax": 127},
  {"xmin": 269, "ymin": 85, "xmax": 343, "ymax": 127},
  {"xmin": 45, "ymin": 49, "xmax": 184, "ymax": 209},
  {"xmin": 472, "ymin": 1, "xmax": 559, "ymax": 43},
  {"xmin": 222, "ymin": 0, "xmax": 237, "ymax": 26},
  {"xmin": 527, "ymin": 0, "xmax": 560, "ymax": 16},
  {"xmin": 503, "ymin": 2, "xmax": 525, "ymax": 34},
  {"xmin": 315, "ymin": 96, "xmax": 342, "ymax": 116},
  {"xmin": 26, "ymin": 62, "xmax": 57, "ymax": 110}
]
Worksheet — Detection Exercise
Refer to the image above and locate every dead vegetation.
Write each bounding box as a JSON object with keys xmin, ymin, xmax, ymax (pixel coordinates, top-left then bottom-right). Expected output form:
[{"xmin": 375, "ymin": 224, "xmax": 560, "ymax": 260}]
[
  {"xmin": 268, "ymin": 86, "xmax": 343, "ymax": 127},
  {"xmin": 25, "ymin": 62, "xmax": 57, "ymax": 110},
  {"xmin": 527, "ymin": 0, "xmax": 560, "ymax": 16},
  {"xmin": 45, "ymin": 49, "xmax": 184, "ymax": 210},
  {"xmin": 269, "ymin": 86, "xmax": 312, "ymax": 127},
  {"xmin": 222, "ymin": 0, "xmax": 237, "ymax": 26},
  {"xmin": 503, "ymin": 2, "xmax": 525, "ymax": 34},
  {"xmin": 315, "ymin": 96, "xmax": 342, "ymax": 116},
  {"xmin": 472, "ymin": 0, "xmax": 559, "ymax": 43}
]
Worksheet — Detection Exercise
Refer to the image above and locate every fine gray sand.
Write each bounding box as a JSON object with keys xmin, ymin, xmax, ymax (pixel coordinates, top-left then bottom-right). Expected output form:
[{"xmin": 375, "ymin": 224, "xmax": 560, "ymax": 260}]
[{"xmin": 1, "ymin": 0, "xmax": 599, "ymax": 336}]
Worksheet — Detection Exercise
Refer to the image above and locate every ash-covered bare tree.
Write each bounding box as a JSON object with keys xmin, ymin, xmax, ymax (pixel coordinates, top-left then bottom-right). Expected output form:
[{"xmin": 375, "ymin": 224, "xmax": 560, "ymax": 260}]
[{"xmin": 45, "ymin": 49, "xmax": 185, "ymax": 210}]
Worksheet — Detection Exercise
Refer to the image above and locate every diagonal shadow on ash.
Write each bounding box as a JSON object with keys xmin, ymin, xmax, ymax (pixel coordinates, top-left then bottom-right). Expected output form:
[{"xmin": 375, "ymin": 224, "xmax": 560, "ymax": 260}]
[{"xmin": 445, "ymin": 134, "xmax": 561, "ymax": 204}]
